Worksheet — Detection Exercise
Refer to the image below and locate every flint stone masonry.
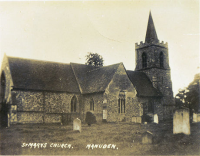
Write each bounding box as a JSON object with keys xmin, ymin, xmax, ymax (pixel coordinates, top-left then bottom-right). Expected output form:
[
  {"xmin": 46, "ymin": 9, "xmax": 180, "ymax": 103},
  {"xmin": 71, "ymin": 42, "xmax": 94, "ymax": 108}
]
[
  {"xmin": 13, "ymin": 91, "xmax": 43, "ymax": 112},
  {"xmin": 45, "ymin": 92, "xmax": 80, "ymax": 114},
  {"xmin": 135, "ymin": 46, "xmax": 169, "ymax": 70},
  {"xmin": 44, "ymin": 114, "xmax": 62, "ymax": 123},
  {"xmin": 10, "ymin": 90, "xmax": 80, "ymax": 124},
  {"xmin": 104, "ymin": 64, "xmax": 143, "ymax": 122},
  {"xmin": 17, "ymin": 112, "xmax": 43, "ymax": 123},
  {"xmin": 10, "ymin": 105, "xmax": 17, "ymax": 123},
  {"xmin": 82, "ymin": 94, "xmax": 103, "ymax": 122}
]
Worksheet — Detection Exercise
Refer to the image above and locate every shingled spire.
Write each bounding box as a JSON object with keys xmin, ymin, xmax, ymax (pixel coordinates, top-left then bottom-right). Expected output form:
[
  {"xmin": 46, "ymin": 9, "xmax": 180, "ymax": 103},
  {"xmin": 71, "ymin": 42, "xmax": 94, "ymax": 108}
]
[{"xmin": 145, "ymin": 11, "xmax": 159, "ymax": 43}]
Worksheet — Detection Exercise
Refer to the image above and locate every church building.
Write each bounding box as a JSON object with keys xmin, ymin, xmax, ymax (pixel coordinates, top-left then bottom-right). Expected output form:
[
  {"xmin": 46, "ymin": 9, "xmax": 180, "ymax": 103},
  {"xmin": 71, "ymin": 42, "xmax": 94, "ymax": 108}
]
[{"xmin": 0, "ymin": 12, "xmax": 174, "ymax": 126}]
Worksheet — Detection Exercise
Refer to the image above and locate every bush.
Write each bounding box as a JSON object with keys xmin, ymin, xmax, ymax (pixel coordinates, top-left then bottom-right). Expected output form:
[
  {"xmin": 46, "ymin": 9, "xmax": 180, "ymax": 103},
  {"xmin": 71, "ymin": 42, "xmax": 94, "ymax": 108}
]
[
  {"xmin": 85, "ymin": 111, "xmax": 97, "ymax": 126},
  {"xmin": 142, "ymin": 114, "xmax": 152, "ymax": 123}
]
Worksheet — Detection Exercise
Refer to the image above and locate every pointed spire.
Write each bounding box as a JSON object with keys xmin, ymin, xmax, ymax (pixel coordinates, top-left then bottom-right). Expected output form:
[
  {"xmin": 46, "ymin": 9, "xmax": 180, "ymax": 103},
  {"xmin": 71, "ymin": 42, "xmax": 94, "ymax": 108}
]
[{"xmin": 145, "ymin": 11, "xmax": 159, "ymax": 43}]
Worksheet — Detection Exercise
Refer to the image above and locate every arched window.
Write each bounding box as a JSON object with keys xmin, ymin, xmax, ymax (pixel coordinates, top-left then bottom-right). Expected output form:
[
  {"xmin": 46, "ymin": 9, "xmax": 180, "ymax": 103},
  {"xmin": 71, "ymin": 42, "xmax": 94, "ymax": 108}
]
[
  {"xmin": 90, "ymin": 98, "xmax": 94, "ymax": 111},
  {"xmin": 118, "ymin": 91, "xmax": 125, "ymax": 113},
  {"xmin": 71, "ymin": 96, "xmax": 77, "ymax": 112},
  {"xmin": 1, "ymin": 72, "xmax": 6, "ymax": 103},
  {"xmin": 142, "ymin": 52, "xmax": 147, "ymax": 68},
  {"xmin": 160, "ymin": 52, "xmax": 164, "ymax": 68}
]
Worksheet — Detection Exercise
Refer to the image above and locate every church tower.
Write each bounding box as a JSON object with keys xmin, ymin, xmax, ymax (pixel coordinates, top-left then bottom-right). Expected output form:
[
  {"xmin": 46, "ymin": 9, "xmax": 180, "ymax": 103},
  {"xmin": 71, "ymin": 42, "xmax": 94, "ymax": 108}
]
[{"xmin": 135, "ymin": 12, "xmax": 174, "ymax": 119}]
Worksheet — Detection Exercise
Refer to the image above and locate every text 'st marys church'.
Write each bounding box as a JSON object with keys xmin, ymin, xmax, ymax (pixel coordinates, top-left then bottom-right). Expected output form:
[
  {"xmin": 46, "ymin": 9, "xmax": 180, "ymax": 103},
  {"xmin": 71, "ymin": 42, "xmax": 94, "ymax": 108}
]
[{"xmin": 0, "ymin": 12, "xmax": 174, "ymax": 126}]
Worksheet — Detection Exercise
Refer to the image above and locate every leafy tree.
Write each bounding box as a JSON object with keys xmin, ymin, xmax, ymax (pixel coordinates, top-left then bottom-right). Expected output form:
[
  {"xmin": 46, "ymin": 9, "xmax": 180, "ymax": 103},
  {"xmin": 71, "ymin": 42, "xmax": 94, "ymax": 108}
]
[
  {"xmin": 85, "ymin": 52, "xmax": 104, "ymax": 67},
  {"xmin": 175, "ymin": 88, "xmax": 186, "ymax": 108},
  {"xmin": 175, "ymin": 73, "xmax": 200, "ymax": 113}
]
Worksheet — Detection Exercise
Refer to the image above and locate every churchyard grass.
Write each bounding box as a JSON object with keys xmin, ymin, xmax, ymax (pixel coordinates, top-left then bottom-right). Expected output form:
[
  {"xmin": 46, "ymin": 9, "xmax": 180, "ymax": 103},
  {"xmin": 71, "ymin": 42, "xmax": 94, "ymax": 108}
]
[{"xmin": 0, "ymin": 121, "xmax": 200, "ymax": 155}]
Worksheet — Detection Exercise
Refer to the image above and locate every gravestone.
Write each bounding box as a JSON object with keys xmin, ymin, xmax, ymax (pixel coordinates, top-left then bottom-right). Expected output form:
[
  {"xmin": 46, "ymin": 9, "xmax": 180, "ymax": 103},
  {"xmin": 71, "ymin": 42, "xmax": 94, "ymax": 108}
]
[
  {"xmin": 142, "ymin": 131, "xmax": 153, "ymax": 144},
  {"xmin": 73, "ymin": 118, "xmax": 81, "ymax": 132},
  {"xmin": 153, "ymin": 114, "xmax": 159, "ymax": 124},
  {"xmin": 7, "ymin": 114, "xmax": 10, "ymax": 127},
  {"xmin": 132, "ymin": 116, "xmax": 142, "ymax": 123},
  {"xmin": 136, "ymin": 117, "xmax": 142, "ymax": 123},
  {"xmin": 198, "ymin": 114, "xmax": 200, "ymax": 122},
  {"xmin": 173, "ymin": 109, "xmax": 190, "ymax": 135},
  {"xmin": 132, "ymin": 116, "xmax": 136, "ymax": 123},
  {"xmin": 103, "ymin": 110, "xmax": 107, "ymax": 120},
  {"xmin": 193, "ymin": 113, "xmax": 197, "ymax": 122}
]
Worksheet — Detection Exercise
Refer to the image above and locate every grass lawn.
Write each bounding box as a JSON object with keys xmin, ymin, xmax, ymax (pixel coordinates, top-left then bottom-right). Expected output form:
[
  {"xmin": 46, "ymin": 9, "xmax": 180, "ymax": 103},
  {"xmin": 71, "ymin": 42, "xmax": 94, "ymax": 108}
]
[{"xmin": 0, "ymin": 121, "xmax": 200, "ymax": 155}]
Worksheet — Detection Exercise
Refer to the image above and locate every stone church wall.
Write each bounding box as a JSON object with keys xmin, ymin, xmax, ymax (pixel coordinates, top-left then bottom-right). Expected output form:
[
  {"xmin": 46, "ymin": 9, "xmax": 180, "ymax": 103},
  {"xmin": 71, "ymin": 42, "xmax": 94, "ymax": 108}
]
[
  {"xmin": 82, "ymin": 93, "xmax": 104, "ymax": 122},
  {"xmin": 44, "ymin": 114, "xmax": 62, "ymax": 123},
  {"xmin": 142, "ymin": 68, "xmax": 173, "ymax": 98},
  {"xmin": 135, "ymin": 44, "xmax": 169, "ymax": 70},
  {"xmin": 17, "ymin": 112, "xmax": 44, "ymax": 123},
  {"xmin": 44, "ymin": 92, "xmax": 80, "ymax": 123},
  {"xmin": 10, "ymin": 90, "xmax": 81, "ymax": 124},
  {"xmin": 104, "ymin": 64, "xmax": 144, "ymax": 122},
  {"xmin": 135, "ymin": 41, "xmax": 175, "ymax": 121}
]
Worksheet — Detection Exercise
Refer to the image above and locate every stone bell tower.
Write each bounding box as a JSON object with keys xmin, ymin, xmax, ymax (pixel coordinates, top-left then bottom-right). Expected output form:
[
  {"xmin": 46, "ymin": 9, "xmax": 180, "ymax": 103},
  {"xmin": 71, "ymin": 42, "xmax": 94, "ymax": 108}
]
[{"xmin": 135, "ymin": 11, "xmax": 175, "ymax": 119}]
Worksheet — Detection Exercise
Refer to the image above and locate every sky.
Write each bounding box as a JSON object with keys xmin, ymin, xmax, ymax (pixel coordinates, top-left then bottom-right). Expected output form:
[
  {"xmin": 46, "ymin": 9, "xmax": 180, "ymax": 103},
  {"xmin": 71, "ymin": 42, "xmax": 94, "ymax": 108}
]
[{"xmin": 0, "ymin": 0, "xmax": 199, "ymax": 95}]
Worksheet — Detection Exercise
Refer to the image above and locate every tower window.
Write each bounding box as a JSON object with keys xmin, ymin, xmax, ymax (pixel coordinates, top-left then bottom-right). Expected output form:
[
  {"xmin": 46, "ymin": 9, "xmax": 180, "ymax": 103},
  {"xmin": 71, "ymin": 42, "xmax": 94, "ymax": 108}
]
[
  {"xmin": 118, "ymin": 91, "xmax": 125, "ymax": 113},
  {"xmin": 90, "ymin": 98, "xmax": 94, "ymax": 111},
  {"xmin": 71, "ymin": 96, "xmax": 77, "ymax": 112},
  {"xmin": 160, "ymin": 52, "xmax": 164, "ymax": 68},
  {"xmin": 142, "ymin": 52, "xmax": 147, "ymax": 68}
]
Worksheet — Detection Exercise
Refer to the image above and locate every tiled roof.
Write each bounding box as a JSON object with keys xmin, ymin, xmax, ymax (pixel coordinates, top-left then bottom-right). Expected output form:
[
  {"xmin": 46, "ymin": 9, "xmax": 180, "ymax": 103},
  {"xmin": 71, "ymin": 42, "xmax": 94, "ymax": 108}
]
[
  {"xmin": 8, "ymin": 57, "xmax": 80, "ymax": 93},
  {"xmin": 126, "ymin": 70, "xmax": 162, "ymax": 97},
  {"xmin": 7, "ymin": 56, "xmax": 120, "ymax": 94},
  {"xmin": 71, "ymin": 63, "xmax": 120, "ymax": 94},
  {"xmin": 6, "ymin": 56, "xmax": 162, "ymax": 97}
]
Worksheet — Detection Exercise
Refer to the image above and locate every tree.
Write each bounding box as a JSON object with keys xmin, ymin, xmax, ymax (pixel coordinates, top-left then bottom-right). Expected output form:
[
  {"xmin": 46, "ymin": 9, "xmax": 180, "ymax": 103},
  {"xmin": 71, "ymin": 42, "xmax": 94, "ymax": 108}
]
[
  {"xmin": 175, "ymin": 88, "xmax": 186, "ymax": 109},
  {"xmin": 85, "ymin": 52, "xmax": 104, "ymax": 67},
  {"xmin": 175, "ymin": 73, "xmax": 200, "ymax": 114}
]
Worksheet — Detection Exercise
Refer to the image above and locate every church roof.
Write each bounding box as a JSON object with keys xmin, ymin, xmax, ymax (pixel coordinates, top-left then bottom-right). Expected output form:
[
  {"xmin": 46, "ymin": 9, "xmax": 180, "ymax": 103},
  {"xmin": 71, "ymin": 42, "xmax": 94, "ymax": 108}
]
[
  {"xmin": 126, "ymin": 70, "xmax": 162, "ymax": 97},
  {"xmin": 6, "ymin": 56, "xmax": 161, "ymax": 97},
  {"xmin": 8, "ymin": 56, "xmax": 80, "ymax": 93},
  {"xmin": 71, "ymin": 63, "xmax": 120, "ymax": 94},
  {"xmin": 145, "ymin": 11, "xmax": 159, "ymax": 43}
]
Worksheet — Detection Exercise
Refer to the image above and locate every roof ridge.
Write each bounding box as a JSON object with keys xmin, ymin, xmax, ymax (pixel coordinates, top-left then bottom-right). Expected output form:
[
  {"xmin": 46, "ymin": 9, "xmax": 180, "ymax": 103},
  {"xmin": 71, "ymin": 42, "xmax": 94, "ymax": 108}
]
[
  {"xmin": 70, "ymin": 62, "xmax": 87, "ymax": 66},
  {"xmin": 7, "ymin": 56, "xmax": 70, "ymax": 65},
  {"xmin": 70, "ymin": 63, "xmax": 83, "ymax": 93},
  {"xmin": 86, "ymin": 63, "xmax": 122, "ymax": 73}
]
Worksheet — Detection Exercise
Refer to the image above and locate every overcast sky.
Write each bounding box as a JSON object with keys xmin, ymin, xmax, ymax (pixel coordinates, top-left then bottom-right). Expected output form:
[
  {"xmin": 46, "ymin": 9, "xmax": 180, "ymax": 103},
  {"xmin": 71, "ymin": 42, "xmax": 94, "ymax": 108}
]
[{"xmin": 0, "ymin": 0, "xmax": 199, "ymax": 95}]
